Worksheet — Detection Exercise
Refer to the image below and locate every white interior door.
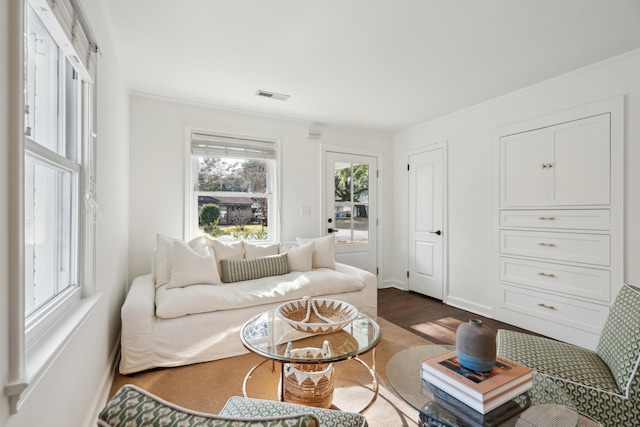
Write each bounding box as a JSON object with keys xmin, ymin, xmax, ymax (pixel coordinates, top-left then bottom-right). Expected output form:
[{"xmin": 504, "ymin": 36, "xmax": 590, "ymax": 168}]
[
  {"xmin": 325, "ymin": 152, "xmax": 377, "ymax": 273},
  {"xmin": 408, "ymin": 147, "xmax": 445, "ymax": 299}
]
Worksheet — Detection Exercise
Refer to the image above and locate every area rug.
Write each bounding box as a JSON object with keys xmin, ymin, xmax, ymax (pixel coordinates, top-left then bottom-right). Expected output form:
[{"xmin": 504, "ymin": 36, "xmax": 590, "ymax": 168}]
[{"xmin": 109, "ymin": 317, "xmax": 427, "ymax": 426}]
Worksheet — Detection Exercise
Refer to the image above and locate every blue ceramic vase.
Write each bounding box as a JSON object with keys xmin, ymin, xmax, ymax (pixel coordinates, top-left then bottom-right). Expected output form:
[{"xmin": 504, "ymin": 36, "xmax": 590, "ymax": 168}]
[{"xmin": 456, "ymin": 319, "xmax": 496, "ymax": 372}]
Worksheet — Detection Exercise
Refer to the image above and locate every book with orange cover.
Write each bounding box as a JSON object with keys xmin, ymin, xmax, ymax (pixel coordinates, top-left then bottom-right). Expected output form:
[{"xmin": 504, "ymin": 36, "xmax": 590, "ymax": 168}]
[{"xmin": 420, "ymin": 350, "xmax": 533, "ymax": 402}]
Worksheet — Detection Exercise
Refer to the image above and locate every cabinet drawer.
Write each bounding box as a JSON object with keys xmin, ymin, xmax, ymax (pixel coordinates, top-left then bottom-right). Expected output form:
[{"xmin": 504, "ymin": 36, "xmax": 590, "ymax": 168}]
[
  {"xmin": 499, "ymin": 257, "xmax": 610, "ymax": 302},
  {"xmin": 499, "ymin": 209, "xmax": 610, "ymax": 230},
  {"xmin": 499, "ymin": 230, "xmax": 610, "ymax": 266},
  {"xmin": 498, "ymin": 285, "xmax": 609, "ymax": 335}
]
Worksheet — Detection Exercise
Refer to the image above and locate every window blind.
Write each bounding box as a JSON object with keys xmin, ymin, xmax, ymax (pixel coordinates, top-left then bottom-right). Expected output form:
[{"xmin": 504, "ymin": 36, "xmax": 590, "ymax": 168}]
[
  {"xmin": 28, "ymin": 0, "xmax": 98, "ymax": 83},
  {"xmin": 191, "ymin": 133, "xmax": 277, "ymax": 160}
]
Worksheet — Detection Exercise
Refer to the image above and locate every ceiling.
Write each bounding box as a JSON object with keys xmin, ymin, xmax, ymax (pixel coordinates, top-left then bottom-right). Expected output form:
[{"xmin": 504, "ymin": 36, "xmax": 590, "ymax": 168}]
[{"xmin": 101, "ymin": 0, "xmax": 640, "ymax": 132}]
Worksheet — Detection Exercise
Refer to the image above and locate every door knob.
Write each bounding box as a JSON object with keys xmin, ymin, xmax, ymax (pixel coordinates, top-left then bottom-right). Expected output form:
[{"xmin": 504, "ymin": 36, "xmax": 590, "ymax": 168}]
[
  {"xmin": 430, "ymin": 230, "xmax": 442, "ymax": 236},
  {"xmin": 328, "ymin": 228, "xmax": 336, "ymax": 233}
]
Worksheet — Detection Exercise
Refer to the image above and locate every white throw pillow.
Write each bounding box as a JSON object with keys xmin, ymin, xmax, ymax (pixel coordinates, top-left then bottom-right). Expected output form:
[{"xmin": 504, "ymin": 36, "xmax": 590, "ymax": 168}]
[
  {"xmin": 280, "ymin": 241, "xmax": 314, "ymax": 271},
  {"xmin": 243, "ymin": 241, "xmax": 279, "ymax": 259},
  {"xmin": 155, "ymin": 234, "xmax": 207, "ymax": 287},
  {"xmin": 167, "ymin": 240, "xmax": 221, "ymax": 289},
  {"xmin": 296, "ymin": 235, "xmax": 335, "ymax": 269},
  {"xmin": 207, "ymin": 237, "xmax": 244, "ymax": 280}
]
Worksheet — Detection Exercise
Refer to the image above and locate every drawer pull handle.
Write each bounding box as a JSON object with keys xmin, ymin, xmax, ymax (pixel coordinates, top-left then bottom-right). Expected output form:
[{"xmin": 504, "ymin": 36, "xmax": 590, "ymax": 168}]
[
  {"xmin": 541, "ymin": 163, "xmax": 554, "ymax": 169},
  {"xmin": 538, "ymin": 303, "xmax": 556, "ymax": 310},
  {"xmin": 538, "ymin": 217, "xmax": 556, "ymax": 220},
  {"xmin": 538, "ymin": 272, "xmax": 556, "ymax": 277},
  {"xmin": 538, "ymin": 242, "xmax": 556, "ymax": 247}
]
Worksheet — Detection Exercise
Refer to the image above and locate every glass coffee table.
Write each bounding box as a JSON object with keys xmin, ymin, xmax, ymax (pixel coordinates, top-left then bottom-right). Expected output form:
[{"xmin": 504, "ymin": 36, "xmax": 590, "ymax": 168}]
[
  {"xmin": 241, "ymin": 309, "xmax": 381, "ymax": 412},
  {"xmin": 387, "ymin": 344, "xmax": 589, "ymax": 427}
]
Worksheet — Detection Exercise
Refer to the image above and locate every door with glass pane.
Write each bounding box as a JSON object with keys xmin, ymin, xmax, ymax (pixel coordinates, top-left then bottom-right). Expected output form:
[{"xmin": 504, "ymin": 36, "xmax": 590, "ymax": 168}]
[{"xmin": 325, "ymin": 152, "xmax": 377, "ymax": 273}]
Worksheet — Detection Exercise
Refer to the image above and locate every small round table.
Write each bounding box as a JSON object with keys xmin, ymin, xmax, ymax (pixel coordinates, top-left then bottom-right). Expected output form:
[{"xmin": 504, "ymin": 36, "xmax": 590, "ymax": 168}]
[
  {"xmin": 386, "ymin": 344, "xmax": 593, "ymax": 427},
  {"xmin": 240, "ymin": 309, "xmax": 381, "ymax": 413}
]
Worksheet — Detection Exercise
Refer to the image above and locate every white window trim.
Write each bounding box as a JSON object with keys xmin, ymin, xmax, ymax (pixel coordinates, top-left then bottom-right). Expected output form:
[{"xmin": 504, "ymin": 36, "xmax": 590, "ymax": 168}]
[
  {"xmin": 184, "ymin": 127, "xmax": 281, "ymax": 243},
  {"xmin": 4, "ymin": 0, "xmax": 99, "ymax": 414}
]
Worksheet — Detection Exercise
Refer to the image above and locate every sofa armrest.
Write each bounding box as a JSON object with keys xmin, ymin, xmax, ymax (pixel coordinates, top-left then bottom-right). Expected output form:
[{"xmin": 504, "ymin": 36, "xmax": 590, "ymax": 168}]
[
  {"xmin": 121, "ymin": 274, "xmax": 156, "ymax": 333},
  {"xmin": 120, "ymin": 274, "xmax": 156, "ymax": 374},
  {"xmin": 334, "ymin": 262, "xmax": 378, "ymax": 318}
]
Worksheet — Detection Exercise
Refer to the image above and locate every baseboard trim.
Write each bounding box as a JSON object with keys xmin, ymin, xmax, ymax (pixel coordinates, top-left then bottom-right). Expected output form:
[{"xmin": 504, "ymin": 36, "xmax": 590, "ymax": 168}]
[
  {"xmin": 82, "ymin": 333, "xmax": 121, "ymax": 427},
  {"xmin": 445, "ymin": 295, "xmax": 494, "ymax": 319},
  {"xmin": 382, "ymin": 279, "xmax": 407, "ymax": 290}
]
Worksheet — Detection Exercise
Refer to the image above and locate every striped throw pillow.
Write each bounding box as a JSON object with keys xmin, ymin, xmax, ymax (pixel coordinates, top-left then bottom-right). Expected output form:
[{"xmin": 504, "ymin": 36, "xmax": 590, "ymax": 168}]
[{"xmin": 221, "ymin": 253, "xmax": 289, "ymax": 283}]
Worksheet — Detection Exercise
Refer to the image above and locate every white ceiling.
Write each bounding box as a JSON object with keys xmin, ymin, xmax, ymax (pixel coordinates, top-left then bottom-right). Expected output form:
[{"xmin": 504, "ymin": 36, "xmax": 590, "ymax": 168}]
[{"xmin": 101, "ymin": 0, "xmax": 640, "ymax": 132}]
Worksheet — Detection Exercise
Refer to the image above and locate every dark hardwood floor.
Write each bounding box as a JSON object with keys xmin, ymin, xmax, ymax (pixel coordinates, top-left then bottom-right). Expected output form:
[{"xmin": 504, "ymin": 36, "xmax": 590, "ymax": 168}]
[{"xmin": 377, "ymin": 287, "xmax": 540, "ymax": 345}]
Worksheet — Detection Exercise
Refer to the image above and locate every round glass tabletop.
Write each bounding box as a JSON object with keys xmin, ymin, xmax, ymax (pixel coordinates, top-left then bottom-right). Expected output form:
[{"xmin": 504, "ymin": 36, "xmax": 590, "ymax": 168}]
[
  {"xmin": 241, "ymin": 310, "xmax": 380, "ymax": 364},
  {"xmin": 387, "ymin": 344, "xmax": 583, "ymax": 427}
]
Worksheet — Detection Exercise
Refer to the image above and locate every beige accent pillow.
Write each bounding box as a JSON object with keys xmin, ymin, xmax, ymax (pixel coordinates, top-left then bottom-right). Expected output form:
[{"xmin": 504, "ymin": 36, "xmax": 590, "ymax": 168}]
[
  {"xmin": 280, "ymin": 241, "xmax": 314, "ymax": 271},
  {"xmin": 167, "ymin": 240, "xmax": 221, "ymax": 288},
  {"xmin": 296, "ymin": 235, "xmax": 335, "ymax": 269},
  {"xmin": 243, "ymin": 241, "xmax": 279, "ymax": 259},
  {"xmin": 156, "ymin": 234, "xmax": 207, "ymax": 287},
  {"xmin": 207, "ymin": 238, "xmax": 244, "ymax": 280}
]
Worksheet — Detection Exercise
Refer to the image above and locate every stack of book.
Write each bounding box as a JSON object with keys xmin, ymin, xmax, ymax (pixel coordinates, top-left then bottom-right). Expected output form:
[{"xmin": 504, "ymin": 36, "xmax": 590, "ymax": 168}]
[{"xmin": 420, "ymin": 350, "xmax": 533, "ymax": 414}]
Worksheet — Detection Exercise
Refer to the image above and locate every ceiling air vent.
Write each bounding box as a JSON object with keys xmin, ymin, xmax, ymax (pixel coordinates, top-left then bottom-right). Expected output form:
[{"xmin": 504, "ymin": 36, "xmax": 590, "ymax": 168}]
[{"xmin": 255, "ymin": 90, "xmax": 290, "ymax": 101}]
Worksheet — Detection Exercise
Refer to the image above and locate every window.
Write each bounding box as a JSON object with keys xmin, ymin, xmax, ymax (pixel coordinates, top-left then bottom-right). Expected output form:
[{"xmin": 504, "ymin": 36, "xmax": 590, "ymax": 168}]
[
  {"xmin": 24, "ymin": 5, "xmax": 82, "ymax": 319},
  {"xmin": 5, "ymin": 0, "xmax": 98, "ymax": 413},
  {"xmin": 189, "ymin": 132, "xmax": 279, "ymax": 242}
]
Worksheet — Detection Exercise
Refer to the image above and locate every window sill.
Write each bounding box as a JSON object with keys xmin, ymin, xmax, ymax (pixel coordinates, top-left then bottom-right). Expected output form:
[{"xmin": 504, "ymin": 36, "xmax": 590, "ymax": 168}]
[{"xmin": 14, "ymin": 293, "xmax": 101, "ymax": 413}]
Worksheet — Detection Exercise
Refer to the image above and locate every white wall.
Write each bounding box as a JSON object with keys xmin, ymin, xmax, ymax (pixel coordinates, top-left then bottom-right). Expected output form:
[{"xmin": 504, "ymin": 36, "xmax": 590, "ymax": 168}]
[
  {"xmin": 1, "ymin": 0, "xmax": 130, "ymax": 425},
  {"xmin": 392, "ymin": 50, "xmax": 640, "ymax": 317},
  {"xmin": 128, "ymin": 95, "xmax": 393, "ymax": 284}
]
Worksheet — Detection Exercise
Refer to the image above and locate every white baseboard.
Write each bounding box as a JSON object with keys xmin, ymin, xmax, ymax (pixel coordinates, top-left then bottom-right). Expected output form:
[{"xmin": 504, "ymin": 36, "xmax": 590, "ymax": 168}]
[
  {"xmin": 382, "ymin": 279, "xmax": 407, "ymax": 290},
  {"xmin": 83, "ymin": 334, "xmax": 121, "ymax": 427},
  {"xmin": 445, "ymin": 295, "xmax": 494, "ymax": 319}
]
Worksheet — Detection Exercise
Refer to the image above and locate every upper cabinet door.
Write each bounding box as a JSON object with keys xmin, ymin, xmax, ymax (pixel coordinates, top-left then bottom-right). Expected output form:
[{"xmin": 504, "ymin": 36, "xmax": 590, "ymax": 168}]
[
  {"xmin": 500, "ymin": 128, "xmax": 551, "ymax": 207},
  {"xmin": 500, "ymin": 114, "xmax": 610, "ymax": 207},
  {"xmin": 551, "ymin": 114, "xmax": 610, "ymax": 206}
]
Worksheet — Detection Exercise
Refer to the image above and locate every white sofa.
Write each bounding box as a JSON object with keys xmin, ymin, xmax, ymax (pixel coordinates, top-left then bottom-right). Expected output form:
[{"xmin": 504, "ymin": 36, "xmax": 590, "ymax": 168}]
[{"xmin": 119, "ymin": 235, "xmax": 378, "ymax": 374}]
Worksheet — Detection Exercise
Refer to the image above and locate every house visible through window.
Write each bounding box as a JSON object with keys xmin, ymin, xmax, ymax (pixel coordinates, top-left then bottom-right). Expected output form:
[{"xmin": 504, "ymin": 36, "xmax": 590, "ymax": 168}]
[{"xmin": 190, "ymin": 133, "xmax": 278, "ymax": 242}]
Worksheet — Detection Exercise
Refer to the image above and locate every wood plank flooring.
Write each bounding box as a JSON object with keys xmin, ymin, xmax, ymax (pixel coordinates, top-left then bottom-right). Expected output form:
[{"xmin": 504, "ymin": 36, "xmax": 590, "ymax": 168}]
[{"xmin": 378, "ymin": 287, "xmax": 540, "ymax": 345}]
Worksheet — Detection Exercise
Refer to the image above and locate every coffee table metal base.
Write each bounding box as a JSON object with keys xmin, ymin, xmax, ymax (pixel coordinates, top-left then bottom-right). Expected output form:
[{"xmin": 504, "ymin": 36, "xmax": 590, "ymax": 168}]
[{"xmin": 242, "ymin": 349, "xmax": 378, "ymax": 414}]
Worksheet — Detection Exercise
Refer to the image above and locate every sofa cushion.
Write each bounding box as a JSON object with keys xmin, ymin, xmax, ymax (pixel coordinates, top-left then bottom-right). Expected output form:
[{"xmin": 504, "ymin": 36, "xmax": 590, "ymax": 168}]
[
  {"xmin": 166, "ymin": 240, "xmax": 222, "ymax": 288},
  {"xmin": 280, "ymin": 241, "xmax": 314, "ymax": 272},
  {"xmin": 156, "ymin": 234, "xmax": 208, "ymax": 287},
  {"xmin": 297, "ymin": 235, "xmax": 335, "ymax": 269},
  {"xmin": 221, "ymin": 253, "xmax": 289, "ymax": 283},
  {"xmin": 244, "ymin": 241, "xmax": 279, "ymax": 258},
  {"xmin": 155, "ymin": 268, "xmax": 366, "ymax": 319},
  {"xmin": 207, "ymin": 238, "xmax": 244, "ymax": 280}
]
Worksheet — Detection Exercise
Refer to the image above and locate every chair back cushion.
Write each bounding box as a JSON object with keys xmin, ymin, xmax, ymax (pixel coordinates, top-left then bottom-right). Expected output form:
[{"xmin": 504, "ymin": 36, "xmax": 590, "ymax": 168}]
[
  {"xmin": 596, "ymin": 284, "xmax": 640, "ymax": 392},
  {"xmin": 99, "ymin": 385, "xmax": 319, "ymax": 427}
]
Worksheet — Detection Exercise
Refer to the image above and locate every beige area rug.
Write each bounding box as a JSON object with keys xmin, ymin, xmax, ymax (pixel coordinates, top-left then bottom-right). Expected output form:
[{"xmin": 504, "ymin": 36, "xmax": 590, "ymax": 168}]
[{"xmin": 110, "ymin": 317, "xmax": 427, "ymax": 426}]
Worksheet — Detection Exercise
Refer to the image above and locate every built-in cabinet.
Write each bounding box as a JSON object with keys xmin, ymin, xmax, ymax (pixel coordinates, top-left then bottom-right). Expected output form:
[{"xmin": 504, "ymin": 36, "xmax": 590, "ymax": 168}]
[{"xmin": 494, "ymin": 99, "xmax": 623, "ymax": 350}]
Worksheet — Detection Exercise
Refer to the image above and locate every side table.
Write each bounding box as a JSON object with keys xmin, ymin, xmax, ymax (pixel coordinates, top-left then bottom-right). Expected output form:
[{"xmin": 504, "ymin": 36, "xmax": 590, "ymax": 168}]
[{"xmin": 386, "ymin": 344, "xmax": 600, "ymax": 427}]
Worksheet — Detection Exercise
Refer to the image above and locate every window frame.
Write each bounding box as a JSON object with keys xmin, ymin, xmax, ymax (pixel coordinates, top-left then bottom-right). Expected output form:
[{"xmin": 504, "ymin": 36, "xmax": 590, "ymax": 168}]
[
  {"xmin": 4, "ymin": 0, "xmax": 99, "ymax": 414},
  {"xmin": 184, "ymin": 128, "xmax": 281, "ymax": 243}
]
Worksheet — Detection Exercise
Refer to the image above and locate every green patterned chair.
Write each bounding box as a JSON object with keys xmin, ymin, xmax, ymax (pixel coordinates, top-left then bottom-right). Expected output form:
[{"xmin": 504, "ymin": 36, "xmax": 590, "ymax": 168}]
[
  {"xmin": 98, "ymin": 384, "xmax": 368, "ymax": 427},
  {"xmin": 497, "ymin": 284, "xmax": 640, "ymax": 427}
]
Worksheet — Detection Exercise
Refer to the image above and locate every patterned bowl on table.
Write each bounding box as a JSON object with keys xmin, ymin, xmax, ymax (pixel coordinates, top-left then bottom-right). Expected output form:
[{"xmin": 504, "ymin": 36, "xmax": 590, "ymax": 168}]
[{"xmin": 276, "ymin": 297, "xmax": 359, "ymax": 334}]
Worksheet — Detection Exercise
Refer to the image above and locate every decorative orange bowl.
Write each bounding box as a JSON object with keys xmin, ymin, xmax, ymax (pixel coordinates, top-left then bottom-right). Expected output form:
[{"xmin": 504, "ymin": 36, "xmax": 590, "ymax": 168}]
[{"xmin": 276, "ymin": 297, "xmax": 359, "ymax": 334}]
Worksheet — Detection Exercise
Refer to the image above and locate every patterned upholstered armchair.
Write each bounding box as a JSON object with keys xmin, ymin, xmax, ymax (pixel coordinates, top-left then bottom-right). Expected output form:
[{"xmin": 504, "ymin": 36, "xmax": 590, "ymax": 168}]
[
  {"xmin": 98, "ymin": 384, "xmax": 368, "ymax": 427},
  {"xmin": 497, "ymin": 284, "xmax": 640, "ymax": 427}
]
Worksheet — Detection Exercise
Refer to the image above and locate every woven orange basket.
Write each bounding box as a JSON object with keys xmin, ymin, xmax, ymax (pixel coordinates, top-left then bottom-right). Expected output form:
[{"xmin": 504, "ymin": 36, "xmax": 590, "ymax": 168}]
[{"xmin": 283, "ymin": 341, "xmax": 334, "ymax": 408}]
